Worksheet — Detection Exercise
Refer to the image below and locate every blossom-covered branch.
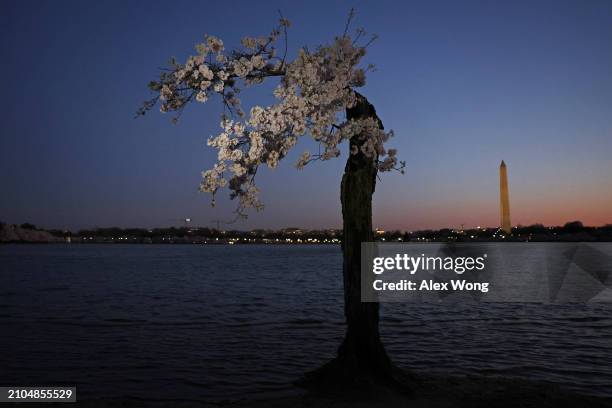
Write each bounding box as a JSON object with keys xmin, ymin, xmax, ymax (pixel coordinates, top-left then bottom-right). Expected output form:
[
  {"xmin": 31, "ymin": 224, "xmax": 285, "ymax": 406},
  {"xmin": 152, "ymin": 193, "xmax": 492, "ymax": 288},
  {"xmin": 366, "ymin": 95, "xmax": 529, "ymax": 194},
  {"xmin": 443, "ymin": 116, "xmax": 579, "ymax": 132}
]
[{"xmin": 140, "ymin": 17, "xmax": 404, "ymax": 216}]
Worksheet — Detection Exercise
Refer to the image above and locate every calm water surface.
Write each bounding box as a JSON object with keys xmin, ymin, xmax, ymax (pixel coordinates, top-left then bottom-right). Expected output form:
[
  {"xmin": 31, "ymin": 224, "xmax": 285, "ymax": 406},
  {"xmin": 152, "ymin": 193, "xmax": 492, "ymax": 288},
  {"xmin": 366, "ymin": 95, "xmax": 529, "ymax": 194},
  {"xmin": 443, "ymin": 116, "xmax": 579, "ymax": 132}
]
[{"xmin": 1, "ymin": 244, "xmax": 611, "ymax": 402}]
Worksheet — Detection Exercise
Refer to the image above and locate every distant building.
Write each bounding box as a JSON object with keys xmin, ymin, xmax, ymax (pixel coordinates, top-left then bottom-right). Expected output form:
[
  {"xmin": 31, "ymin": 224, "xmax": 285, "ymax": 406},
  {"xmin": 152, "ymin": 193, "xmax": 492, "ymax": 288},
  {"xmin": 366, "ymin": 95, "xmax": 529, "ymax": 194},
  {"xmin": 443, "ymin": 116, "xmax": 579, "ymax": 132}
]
[
  {"xmin": 499, "ymin": 160, "xmax": 512, "ymax": 233},
  {"xmin": 281, "ymin": 227, "xmax": 303, "ymax": 235}
]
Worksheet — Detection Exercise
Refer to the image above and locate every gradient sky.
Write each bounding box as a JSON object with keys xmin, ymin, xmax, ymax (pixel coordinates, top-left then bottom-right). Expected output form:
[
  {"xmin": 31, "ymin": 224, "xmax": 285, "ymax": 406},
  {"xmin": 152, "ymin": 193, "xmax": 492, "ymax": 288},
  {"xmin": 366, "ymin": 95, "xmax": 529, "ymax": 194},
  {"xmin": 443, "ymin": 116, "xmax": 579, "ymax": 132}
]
[{"xmin": 1, "ymin": 0, "xmax": 611, "ymax": 231}]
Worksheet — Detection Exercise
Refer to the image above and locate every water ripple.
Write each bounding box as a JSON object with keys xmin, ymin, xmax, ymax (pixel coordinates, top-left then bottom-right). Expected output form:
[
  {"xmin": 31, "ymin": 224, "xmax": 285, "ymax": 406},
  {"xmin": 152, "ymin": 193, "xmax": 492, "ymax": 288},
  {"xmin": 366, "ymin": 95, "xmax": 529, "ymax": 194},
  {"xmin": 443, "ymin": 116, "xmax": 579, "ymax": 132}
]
[{"xmin": 1, "ymin": 244, "xmax": 611, "ymax": 401}]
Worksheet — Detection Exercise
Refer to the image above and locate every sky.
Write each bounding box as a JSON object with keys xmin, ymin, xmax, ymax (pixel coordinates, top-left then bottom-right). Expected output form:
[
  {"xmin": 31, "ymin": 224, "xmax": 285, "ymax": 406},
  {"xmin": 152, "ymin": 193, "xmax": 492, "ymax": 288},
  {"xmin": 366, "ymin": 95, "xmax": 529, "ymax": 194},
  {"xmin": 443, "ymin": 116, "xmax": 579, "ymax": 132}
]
[{"xmin": 1, "ymin": 0, "xmax": 611, "ymax": 231}]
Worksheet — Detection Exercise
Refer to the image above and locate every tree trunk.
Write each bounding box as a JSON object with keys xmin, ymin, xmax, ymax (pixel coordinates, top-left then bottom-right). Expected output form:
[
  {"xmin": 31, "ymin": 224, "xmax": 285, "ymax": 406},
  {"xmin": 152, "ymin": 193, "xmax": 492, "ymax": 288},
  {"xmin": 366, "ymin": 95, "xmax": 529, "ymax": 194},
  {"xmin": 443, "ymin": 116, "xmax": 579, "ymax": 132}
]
[
  {"xmin": 298, "ymin": 93, "xmax": 414, "ymax": 392},
  {"xmin": 299, "ymin": 93, "xmax": 406, "ymax": 391},
  {"xmin": 336, "ymin": 93, "xmax": 392, "ymax": 377}
]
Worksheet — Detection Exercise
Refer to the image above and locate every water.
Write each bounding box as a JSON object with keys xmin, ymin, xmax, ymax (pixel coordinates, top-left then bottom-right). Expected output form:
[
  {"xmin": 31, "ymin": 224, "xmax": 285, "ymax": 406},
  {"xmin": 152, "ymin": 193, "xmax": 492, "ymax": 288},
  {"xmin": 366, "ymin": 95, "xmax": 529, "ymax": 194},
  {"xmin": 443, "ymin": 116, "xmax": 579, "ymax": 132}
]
[{"xmin": 1, "ymin": 244, "xmax": 611, "ymax": 402}]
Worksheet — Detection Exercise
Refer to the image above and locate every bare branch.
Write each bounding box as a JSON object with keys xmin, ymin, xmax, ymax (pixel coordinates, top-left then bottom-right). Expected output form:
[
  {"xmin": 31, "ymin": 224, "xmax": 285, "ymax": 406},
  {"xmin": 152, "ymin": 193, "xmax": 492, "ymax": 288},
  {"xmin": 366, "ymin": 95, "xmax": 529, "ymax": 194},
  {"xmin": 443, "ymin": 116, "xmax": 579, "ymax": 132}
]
[{"xmin": 343, "ymin": 8, "xmax": 355, "ymax": 38}]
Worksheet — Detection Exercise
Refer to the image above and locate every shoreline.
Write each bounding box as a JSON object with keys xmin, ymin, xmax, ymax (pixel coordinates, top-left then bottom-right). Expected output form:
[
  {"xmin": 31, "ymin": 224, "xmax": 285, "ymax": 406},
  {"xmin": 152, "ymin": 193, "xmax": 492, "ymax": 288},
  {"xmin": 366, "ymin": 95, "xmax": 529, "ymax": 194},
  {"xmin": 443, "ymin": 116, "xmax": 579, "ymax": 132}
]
[{"xmin": 67, "ymin": 375, "xmax": 612, "ymax": 407}]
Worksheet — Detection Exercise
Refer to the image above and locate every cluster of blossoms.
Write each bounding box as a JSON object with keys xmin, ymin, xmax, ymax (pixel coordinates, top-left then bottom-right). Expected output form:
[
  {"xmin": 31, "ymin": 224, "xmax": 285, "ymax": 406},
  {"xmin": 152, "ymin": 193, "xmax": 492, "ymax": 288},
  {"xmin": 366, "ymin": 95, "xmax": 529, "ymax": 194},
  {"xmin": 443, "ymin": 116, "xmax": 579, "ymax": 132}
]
[{"xmin": 141, "ymin": 19, "xmax": 404, "ymax": 216}]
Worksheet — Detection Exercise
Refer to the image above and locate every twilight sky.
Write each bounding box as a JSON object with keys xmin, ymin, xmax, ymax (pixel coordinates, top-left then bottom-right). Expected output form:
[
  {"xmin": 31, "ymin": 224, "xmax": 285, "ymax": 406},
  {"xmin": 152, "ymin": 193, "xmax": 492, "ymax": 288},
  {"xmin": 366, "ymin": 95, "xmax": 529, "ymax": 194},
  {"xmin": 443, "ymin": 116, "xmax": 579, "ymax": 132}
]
[{"xmin": 1, "ymin": 0, "xmax": 611, "ymax": 231}]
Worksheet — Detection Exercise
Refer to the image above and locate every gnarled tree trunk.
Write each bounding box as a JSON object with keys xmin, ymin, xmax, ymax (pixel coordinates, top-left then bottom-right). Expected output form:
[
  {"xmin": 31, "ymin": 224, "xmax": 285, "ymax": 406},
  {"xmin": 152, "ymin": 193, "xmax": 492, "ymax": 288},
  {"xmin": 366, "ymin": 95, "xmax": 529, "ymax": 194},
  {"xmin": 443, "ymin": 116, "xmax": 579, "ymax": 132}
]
[
  {"xmin": 300, "ymin": 93, "xmax": 414, "ymax": 391},
  {"xmin": 336, "ymin": 93, "xmax": 392, "ymax": 377}
]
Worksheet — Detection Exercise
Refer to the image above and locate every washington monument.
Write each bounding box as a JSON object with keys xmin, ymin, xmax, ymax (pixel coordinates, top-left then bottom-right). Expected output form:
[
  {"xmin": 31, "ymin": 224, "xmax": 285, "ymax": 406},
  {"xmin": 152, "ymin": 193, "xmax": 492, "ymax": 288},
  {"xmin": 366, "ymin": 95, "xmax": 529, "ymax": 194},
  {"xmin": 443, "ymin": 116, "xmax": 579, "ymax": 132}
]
[{"xmin": 499, "ymin": 160, "xmax": 511, "ymax": 233}]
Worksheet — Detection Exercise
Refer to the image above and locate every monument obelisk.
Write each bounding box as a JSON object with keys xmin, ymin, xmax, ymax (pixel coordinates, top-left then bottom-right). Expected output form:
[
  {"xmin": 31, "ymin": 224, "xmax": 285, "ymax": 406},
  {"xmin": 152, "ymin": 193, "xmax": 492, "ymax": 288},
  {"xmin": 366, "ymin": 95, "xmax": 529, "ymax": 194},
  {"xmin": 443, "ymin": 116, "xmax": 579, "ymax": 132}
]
[{"xmin": 499, "ymin": 160, "xmax": 511, "ymax": 234}]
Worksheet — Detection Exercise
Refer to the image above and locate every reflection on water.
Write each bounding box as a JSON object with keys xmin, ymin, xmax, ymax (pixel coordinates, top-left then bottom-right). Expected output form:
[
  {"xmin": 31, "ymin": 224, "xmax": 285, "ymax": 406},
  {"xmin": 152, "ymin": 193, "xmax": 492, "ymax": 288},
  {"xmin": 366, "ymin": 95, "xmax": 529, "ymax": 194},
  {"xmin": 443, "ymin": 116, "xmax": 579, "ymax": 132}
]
[{"xmin": 1, "ymin": 244, "xmax": 611, "ymax": 402}]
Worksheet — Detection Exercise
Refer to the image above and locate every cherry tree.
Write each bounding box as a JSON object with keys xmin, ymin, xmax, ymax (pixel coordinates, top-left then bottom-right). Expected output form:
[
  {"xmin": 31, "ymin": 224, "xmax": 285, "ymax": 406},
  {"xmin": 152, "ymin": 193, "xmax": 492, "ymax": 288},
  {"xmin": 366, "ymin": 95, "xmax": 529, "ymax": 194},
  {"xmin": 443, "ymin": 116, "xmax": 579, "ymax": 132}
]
[{"xmin": 140, "ymin": 13, "xmax": 410, "ymax": 388}]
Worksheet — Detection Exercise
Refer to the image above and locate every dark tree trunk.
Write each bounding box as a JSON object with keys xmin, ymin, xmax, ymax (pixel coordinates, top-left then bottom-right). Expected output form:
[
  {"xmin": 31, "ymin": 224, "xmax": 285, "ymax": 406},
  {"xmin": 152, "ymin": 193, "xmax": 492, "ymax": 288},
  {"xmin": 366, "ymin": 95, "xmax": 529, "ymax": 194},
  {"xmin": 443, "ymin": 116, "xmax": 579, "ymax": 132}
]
[
  {"xmin": 336, "ymin": 93, "xmax": 392, "ymax": 376},
  {"xmin": 299, "ymin": 93, "xmax": 414, "ymax": 392}
]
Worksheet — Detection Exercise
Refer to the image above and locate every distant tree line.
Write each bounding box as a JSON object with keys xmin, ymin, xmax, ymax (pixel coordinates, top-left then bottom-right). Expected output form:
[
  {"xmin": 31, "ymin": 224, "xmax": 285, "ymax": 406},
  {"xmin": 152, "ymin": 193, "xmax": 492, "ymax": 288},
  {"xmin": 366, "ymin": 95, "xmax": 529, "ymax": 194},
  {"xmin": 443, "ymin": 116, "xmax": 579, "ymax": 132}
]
[
  {"xmin": 71, "ymin": 226, "xmax": 342, "ymax": 244},
  {"xmin": 3, "ymin": 221, "xmax": 612, "ymax": 243},
  {"xmin": 398, "ymin": 221, "xmax": 612, "ymax": 242}
]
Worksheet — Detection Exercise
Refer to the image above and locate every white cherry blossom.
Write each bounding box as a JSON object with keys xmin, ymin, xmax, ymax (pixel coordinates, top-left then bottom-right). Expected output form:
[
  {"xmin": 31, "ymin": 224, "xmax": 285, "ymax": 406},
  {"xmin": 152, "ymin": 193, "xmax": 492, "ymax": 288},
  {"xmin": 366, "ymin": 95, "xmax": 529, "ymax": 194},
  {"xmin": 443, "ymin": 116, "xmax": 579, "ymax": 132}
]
[{"xmin": 140, "ymin": 17, "xmax": 405, "ymax": 216}]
